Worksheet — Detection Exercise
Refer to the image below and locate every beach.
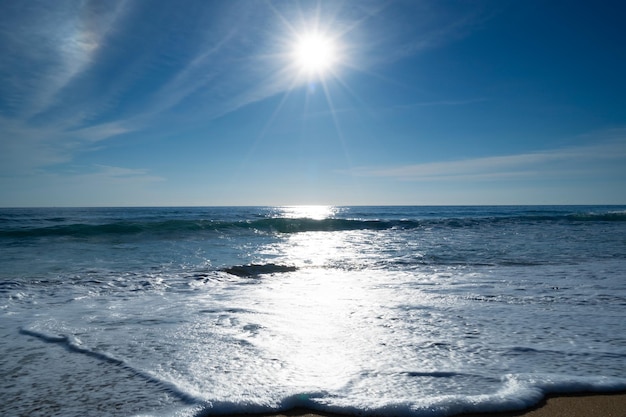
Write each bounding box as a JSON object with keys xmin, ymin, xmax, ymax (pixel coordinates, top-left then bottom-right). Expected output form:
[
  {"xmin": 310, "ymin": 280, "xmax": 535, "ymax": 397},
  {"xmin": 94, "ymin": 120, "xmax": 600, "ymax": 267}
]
[
  {"xmin": 253, "ymin": 393, "xmax": 626, "ymax": 417},
  {"xmin": 461, "ymin": 392, "xmax": 626, "ymax": 416}
]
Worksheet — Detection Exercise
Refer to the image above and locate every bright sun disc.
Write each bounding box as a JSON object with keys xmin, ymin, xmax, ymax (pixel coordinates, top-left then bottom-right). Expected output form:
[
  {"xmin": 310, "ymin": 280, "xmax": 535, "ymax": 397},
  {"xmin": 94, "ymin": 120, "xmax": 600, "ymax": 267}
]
[{"xmin": 293, "ymin": 33, "xmax": 336, "ymax": 75}]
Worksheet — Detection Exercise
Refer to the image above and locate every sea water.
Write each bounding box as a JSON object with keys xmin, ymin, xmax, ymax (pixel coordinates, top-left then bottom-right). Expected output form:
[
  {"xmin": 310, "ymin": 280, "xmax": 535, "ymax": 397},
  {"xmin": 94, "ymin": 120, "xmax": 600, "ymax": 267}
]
[{"xmin": 1, "ymin": 206, "xmax": 625, "ymax": 417}]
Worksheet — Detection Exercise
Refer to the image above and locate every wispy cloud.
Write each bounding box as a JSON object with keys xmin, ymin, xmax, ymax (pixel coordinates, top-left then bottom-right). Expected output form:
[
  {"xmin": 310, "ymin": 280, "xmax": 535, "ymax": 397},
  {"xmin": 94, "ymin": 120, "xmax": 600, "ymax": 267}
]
[
  {"xmin": 0, "ymin": 1, "xmax": 129, "ymax": 120},
  {"xmin": 0, "ymin": 1, "xmax": 292, "ymax": 172},
  {"xmin": 345, "ymin": 136, "xmax": 626, "ymax": 182},
  {"xmin": 393, "ymin": 98, "xmax": 489, "ymax": 109},
  {"xmin": 0, "ymin": 115, "xmax": 132, "ymax": 175},
  {"xmin": 0, "ymin": 1, "xmax": 136, "ymax": 175},
  {"xmin": 0, "ymin": 164, "xmax": 165, "ymax": 207},
  {"xmin": 348, "ymin": 1, "xmax": 492, "ymax": 69},
  {"xmin": 87, "ymin": 164, "xmax": 164, "ymax": 183}
]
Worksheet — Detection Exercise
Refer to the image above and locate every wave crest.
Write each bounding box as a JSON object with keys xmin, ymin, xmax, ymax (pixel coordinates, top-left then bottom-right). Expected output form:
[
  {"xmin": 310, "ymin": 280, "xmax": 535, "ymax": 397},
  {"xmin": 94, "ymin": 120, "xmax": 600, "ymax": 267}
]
[{"xmin": 2, "ymin": 209, "xmax": 625, "ymax": 239}]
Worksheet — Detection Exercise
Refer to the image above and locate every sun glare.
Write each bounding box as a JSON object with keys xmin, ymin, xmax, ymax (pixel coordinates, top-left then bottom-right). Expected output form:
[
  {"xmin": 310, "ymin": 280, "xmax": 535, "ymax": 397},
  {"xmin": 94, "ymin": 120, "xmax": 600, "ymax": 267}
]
[
  {"xmin": 278, "ymin": 205, "xmax": 337, "ymax": 220},
  {"xmin": 293, "ymin": 32, "xmax": 337, "ymax": 75}
]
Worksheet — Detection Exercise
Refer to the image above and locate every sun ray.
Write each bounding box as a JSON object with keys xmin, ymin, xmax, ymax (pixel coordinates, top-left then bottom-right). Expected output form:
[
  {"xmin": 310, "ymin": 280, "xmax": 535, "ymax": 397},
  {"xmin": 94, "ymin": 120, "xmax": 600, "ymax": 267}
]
[{"xmin": 319, "ymin": 77, "xmax": 353, "ymax": 169}]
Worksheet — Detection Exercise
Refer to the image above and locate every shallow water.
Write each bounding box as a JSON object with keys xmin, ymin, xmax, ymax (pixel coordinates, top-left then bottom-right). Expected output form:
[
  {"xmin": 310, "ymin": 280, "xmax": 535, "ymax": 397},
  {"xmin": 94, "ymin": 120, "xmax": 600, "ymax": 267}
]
[{"xmin": 1, "ymin": 206, "xmax": 625, "ymax": 416}]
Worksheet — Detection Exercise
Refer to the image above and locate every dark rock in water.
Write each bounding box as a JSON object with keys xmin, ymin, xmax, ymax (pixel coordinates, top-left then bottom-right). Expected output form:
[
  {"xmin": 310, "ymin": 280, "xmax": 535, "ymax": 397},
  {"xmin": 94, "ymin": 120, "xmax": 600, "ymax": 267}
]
[
  {"xmin": 221, "ymin": 263, "xmax": 297, "ymax": 277},
  {"xmin": 191, "ymin": 272, "xmax": 211, "ymax": 280}
]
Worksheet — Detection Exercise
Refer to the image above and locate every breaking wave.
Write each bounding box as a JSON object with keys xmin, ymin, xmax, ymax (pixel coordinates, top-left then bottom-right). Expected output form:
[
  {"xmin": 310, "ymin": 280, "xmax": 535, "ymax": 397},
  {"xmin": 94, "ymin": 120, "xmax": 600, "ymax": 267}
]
[{"xmin": 2, "ymin": 209, "xmax": 625, "ymax": 239}]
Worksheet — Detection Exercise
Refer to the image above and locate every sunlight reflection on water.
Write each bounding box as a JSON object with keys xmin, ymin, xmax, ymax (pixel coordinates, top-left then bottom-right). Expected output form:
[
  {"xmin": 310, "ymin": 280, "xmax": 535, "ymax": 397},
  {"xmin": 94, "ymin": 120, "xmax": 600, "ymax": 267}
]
[
  {"xmin": 241, "ymin": 214, "xmax": 410, "ymax": 391},
  {"xmin": 273, "ymin": 205, "xmax": 339, "ymax": 220},
  {"xmin": 250, "ymin": 267, "xmax": 378, "ymax": 392}
]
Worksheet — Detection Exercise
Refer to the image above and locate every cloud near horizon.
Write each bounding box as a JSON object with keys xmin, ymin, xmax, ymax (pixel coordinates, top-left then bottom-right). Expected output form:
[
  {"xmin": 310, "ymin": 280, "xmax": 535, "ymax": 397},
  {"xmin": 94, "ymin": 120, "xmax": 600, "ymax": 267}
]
[{"xmin": 345, "ymin": 135, "xmax": 626, "ymax": 182}]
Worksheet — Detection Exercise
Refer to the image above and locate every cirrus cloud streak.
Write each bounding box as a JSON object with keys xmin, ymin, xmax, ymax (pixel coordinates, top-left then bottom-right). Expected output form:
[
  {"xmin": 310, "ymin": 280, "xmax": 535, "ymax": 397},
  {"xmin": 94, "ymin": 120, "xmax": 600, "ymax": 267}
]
[{"xmin": 346, "ymin": 135, "xmax": 626, "ymax": 182}]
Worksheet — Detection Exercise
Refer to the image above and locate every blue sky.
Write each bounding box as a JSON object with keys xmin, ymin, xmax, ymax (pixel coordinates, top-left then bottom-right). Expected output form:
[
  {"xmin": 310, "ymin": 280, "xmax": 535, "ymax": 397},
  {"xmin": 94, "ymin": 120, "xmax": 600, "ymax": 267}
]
[{"xmin": 1, "ymin": 0, "xmax": 625, "ymax": 206}]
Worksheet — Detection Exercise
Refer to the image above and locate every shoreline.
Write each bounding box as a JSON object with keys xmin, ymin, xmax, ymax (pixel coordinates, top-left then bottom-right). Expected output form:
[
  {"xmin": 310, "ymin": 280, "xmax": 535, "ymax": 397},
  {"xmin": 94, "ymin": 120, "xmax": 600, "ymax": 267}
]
[
  {"xmin": 459, "ymin": 391, "xmax": 626, "ymax": 416},
  {"xmin": 230, "ymin": 392, "xmax": 626, "ymax": 417}
]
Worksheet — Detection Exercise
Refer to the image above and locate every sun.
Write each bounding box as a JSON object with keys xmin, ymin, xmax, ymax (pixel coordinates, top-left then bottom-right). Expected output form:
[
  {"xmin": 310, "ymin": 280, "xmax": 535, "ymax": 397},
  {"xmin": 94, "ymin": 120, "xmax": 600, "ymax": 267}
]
[{"xmin": 292, "ymin": 32, "xmax": 337, "ymax": 76}]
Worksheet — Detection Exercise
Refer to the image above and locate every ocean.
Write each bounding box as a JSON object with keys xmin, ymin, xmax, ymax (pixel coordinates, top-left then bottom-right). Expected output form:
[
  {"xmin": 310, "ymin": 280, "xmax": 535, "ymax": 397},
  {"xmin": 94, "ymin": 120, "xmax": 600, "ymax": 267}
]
[{"xmin": 1, "ymin": 205, "xmax": 625, "ymax": 417}]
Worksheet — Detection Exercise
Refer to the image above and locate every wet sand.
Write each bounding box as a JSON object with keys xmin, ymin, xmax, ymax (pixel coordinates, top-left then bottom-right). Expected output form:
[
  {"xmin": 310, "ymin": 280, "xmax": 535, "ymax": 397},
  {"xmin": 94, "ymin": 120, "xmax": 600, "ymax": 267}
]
[
  {"xmin": 460, "ymin": 392, "xmax": 626, "ymax": 416},
  {"xmin": 246, "ymin": 392, "xmax": 626, "ymax": 417}
]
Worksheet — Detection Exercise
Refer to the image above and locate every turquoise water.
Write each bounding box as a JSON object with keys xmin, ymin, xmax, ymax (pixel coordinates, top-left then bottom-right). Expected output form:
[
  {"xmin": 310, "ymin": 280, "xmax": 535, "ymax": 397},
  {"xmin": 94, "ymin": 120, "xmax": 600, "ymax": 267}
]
[{"xmin": 1, "ymin": 206, "xmax": 625, "ymax": 416}]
